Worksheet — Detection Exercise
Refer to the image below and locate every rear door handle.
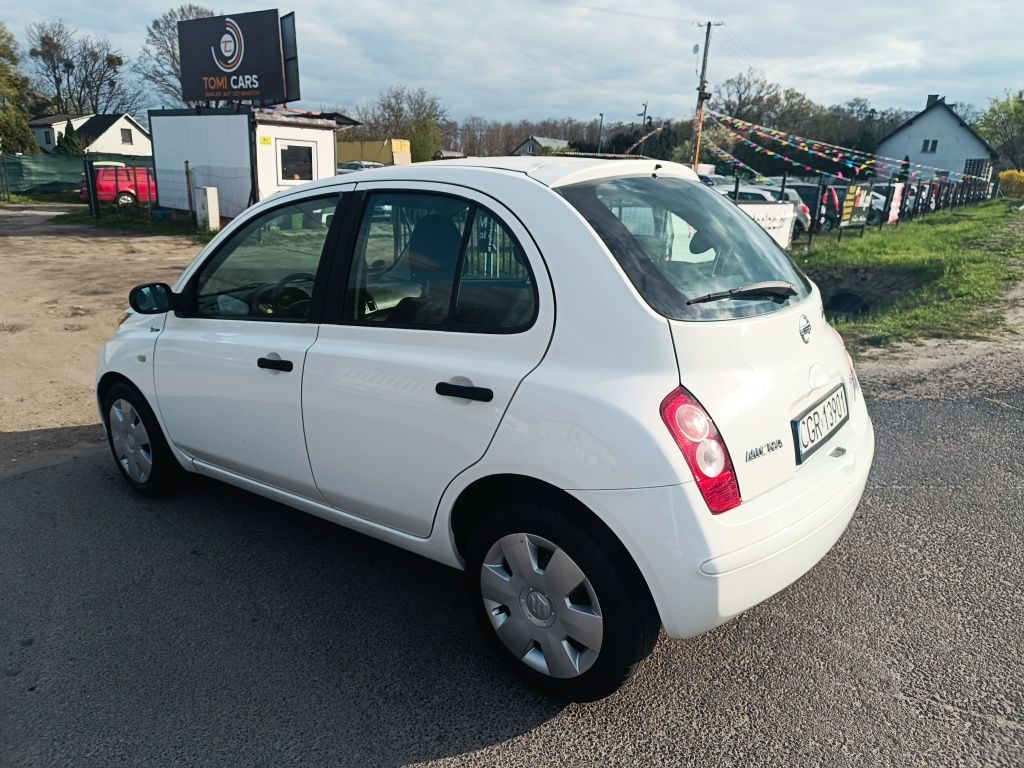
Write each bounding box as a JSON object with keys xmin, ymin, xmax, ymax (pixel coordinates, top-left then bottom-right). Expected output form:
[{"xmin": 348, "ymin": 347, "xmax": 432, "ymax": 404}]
[
  {"xmin": 257, "ymin": 357, "xmax": 293, "ymax": 372},
  {"xmin": 435, "ymin": 382, "xmax": 493, "ymax": 402}
]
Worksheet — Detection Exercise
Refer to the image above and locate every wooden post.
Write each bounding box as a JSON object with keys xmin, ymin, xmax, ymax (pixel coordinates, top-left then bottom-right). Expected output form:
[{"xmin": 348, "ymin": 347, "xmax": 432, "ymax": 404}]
[{"xmin": 184, "ymin": 160, "xmax": 195, "ymax": 228}]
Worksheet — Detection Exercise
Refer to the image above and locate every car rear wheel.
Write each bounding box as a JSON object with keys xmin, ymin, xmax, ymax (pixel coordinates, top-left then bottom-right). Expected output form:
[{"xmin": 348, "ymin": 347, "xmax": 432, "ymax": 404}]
[
  {"xmin": 465, "ymin": 502, "xmax": 660, "ymax": 701},
  {"xmin": 102, "ymin": 382, "xmax": 178, "ymax": 496},
  {"xmin": 116, "ymin": 191, "xmax": 137, "ymax": 207}
]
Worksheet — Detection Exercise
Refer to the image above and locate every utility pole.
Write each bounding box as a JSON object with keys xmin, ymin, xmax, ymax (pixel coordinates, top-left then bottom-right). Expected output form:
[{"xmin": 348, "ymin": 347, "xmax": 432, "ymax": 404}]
[
  {"xmin": 691, "ymin": 20, "xmax": 724, "ymax": 172},
  {"xmin": 597, "ymin": 112, "xmax": 604, "ymax": 154},
  {"xmin": 637, "ymin": 102, "xmax": 648, "ymax": 153}
]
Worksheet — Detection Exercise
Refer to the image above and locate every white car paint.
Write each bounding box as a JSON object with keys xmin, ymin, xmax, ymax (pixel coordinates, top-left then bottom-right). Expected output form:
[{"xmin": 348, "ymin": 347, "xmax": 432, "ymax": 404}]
[{"xmin": 97, "ymin": 157, "xmax": 874, "ymax": 643}]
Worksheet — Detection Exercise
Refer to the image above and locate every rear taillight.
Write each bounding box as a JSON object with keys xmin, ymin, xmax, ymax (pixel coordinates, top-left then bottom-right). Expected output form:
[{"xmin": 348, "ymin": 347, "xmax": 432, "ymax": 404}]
[
  {"xmin": 660, "ymin": 387, "xmax": 741, "ymax": 513},
  {"xmin": 800, "ymin": 203, "xmax": 810, "ymax": 215}
]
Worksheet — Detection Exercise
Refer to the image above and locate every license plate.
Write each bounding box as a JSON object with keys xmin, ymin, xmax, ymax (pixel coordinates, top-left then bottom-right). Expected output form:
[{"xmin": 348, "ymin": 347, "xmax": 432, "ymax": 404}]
[{"xmin": 791, "ymin": 384, "xmax": 849, "ymax": 464}]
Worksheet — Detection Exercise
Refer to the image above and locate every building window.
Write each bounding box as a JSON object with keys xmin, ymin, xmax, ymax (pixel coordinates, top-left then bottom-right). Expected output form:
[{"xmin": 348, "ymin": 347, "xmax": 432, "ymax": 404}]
[
  {"xmin": 44, "ymin": 130, "xmax": 52, "ymax": 145},
  {"xmin": 121, "ymin": 128, "xmax": 133, "ymax": 144},
  {"xmin": 279, "ymin": 143, "xmax": 314, "ymax": 182},
  {"xmin": 921, "ymin": 139, "xmax": 938, "ymax": 153}
]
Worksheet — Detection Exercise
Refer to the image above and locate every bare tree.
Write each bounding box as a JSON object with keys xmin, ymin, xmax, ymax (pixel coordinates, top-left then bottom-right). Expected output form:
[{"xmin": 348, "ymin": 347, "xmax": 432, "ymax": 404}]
[
  {"xmin": 26, "ymin": 20, "xmax": 75, "ymax": 113},
  {"xmin": 352, "ymin": 85, "xmax": 449, "ymax": 162},
  {"xmin": 135, "ymin": 4, "xmax": 216, "ymax": 105},
  {"xmin": 28, "ymin": 20, "xmax": 144, "ymax": 115}
]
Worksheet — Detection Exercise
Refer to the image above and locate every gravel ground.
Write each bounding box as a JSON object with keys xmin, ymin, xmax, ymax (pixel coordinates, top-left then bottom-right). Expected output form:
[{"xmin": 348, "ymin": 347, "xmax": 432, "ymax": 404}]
[{"xmin": 1, "ymin": 204, "xmax": 1022, "ymax": 766}]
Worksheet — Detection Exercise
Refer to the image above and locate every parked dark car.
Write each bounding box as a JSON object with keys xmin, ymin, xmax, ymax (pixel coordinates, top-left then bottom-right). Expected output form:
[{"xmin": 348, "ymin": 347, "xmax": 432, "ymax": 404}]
[{"xmin": 787, "ymin": 183, "xmax": 842, "ymax": 233}]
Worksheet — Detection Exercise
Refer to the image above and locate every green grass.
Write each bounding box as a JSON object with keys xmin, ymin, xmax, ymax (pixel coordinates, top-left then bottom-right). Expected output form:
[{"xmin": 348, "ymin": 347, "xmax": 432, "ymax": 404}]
[
  {"xmin": 2, "ymin": 189, "xmax": 82, "ymax": 204},
  {"xmin": 796, "ymin": 201, "xmax": 1023, "ymax": 350},
  {"xmin": 52, "ymin": 207, "xmax": 217, "ymax": 244}
]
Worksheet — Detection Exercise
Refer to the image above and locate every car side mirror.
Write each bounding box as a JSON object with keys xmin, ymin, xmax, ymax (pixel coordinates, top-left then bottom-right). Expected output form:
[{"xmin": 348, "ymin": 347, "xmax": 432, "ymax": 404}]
[{"xmin": 128, "ymin": 282, "xmax": 174, "ymax": 314}]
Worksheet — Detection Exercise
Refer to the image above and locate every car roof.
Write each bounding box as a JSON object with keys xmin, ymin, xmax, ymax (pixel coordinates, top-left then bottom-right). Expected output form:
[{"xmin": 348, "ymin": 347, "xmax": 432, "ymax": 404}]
[{"xmin": 285, "ymin": 156, "xmax": 699, "ymax": 196}]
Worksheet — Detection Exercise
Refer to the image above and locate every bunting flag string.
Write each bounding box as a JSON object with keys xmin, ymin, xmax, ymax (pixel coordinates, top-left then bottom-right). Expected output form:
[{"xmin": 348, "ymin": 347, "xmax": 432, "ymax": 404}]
[
  {"xmin": 720, "ymin": 119, "xmax": 920, "ymax": 179},
  {"xmin": 624, "ymin": 121, "xmax": 671, "ymax": 155},
  {"xmin": 706, "ymin": 109, "xmax": 988, "ymax": 182},
  {"xmin": 709, "ymin": 120, "xmax": 847, "ymax": 179},
  {"xmin": 702, "ymin": 141, "xmax": 769, "ymax": 181}
]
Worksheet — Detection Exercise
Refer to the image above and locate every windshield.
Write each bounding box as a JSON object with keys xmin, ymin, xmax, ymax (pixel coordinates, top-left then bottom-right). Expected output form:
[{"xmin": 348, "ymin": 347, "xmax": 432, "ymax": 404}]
[{"xmin": 558, "ymin": 175, "xmax": 810, "ymax": 321}]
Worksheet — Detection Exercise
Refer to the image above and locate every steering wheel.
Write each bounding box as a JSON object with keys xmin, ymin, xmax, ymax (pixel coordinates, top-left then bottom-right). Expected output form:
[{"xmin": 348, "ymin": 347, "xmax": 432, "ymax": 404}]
[{"xmin": 271, "ymin": 272, "xmax": 316, "ymax": 318}]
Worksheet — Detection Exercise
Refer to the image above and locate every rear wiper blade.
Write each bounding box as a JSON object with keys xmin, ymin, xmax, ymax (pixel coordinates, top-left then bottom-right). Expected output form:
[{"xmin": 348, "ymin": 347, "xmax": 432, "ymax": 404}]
[{"xmin": 686, "ymin": 280, "xmax": 798, "ymax": 305}]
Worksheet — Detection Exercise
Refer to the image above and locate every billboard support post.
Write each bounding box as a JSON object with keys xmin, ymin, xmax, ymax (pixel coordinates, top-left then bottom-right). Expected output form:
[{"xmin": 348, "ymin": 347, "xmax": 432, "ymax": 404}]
[{"xmin": 184, "ymin": 160, "xmax": 195, "ymax": 228}]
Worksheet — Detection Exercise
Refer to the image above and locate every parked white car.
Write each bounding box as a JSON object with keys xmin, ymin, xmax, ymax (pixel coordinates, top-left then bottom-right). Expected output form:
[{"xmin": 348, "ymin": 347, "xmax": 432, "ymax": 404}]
[{"xmin": 97, "ymin": 157, "xmax": 874, "ymax": 701}]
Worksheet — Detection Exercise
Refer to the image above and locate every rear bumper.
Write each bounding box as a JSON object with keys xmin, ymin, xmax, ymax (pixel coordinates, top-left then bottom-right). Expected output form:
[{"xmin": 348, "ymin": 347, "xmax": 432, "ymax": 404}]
[{"xmin": 572, "ymin": 415, "xmax": 874, "ymax": 638}]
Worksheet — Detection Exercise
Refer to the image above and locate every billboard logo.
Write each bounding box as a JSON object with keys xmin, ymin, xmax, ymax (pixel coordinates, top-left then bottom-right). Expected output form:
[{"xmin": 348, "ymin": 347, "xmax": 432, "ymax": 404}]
[{"xmin": 212, "ymin": 17, "xmax": 244, "ymax": 73}]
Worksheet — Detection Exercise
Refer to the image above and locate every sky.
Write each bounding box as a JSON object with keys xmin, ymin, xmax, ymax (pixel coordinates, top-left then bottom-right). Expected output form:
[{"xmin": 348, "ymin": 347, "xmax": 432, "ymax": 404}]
[{"xmin": 5, "ymin": 0, "xmax": 1022, "ymax": 123}]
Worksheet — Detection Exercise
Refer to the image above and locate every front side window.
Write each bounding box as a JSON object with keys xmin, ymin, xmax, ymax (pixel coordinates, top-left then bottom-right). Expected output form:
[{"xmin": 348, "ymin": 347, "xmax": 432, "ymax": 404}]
[
  {"xmin": 191, "ymin": 195, "xmax": 338, "ymax": 320},
  {"xmin": 558, "ymin": 176, "xmax": 810, "ymax": 321},
  {"xmin": 344, "ymin": 192, "xmax": 536, "ymax": 331}
]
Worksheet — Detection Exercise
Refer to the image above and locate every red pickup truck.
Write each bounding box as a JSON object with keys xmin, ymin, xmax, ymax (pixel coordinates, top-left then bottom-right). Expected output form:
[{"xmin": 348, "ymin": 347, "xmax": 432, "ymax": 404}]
[{"xmin": 80, "ymin": 166, "xmax": 157, "ymax": 206}]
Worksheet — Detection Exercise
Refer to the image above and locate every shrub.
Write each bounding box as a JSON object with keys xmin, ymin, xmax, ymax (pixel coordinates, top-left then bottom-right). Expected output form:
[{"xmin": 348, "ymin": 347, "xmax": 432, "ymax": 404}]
[{"xmin": 998, "ymin": 169, "xmax": 1024, "ymax": 197}]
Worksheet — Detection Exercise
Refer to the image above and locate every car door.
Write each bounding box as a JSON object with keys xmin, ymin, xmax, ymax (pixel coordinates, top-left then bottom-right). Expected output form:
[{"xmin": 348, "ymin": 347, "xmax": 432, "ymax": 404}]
[
  {"xmin": 302, "ymin": 182, "xmax": 554, "ymax": 536},
  {"xmin": 153, "ymin": 190, "xmax": 349, "ymax": 497}
]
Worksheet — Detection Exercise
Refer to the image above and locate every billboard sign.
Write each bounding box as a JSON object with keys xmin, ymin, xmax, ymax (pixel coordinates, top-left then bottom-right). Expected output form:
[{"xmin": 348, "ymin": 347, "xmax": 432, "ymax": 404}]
[
  {"xmin": 840, "ymin": 182, "xmax": 871, "ymax": 228},
  {"xmin": 178, "ymin": 10, "xmax": 287, "ymax": 103}
]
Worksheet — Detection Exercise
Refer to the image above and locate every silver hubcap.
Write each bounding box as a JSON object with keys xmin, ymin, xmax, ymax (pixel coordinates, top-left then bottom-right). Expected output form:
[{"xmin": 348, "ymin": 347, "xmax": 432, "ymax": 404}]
[
  {"xmin": 108, "ymin": 399, "xmax": 153, "ymax": 483},
  {"xmin": 481, "ymin": 533, "xmax": 603, "ymax": 679}
]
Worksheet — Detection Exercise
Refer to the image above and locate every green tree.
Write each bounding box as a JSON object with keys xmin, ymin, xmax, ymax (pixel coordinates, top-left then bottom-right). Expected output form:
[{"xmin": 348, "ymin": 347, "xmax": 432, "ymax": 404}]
[
  {"xmin": 135, "ymin": 4, "xmax": 216, "ymax": 105},
  {"xmin": 0, "ymin": 21, "xmax": 39, "ymax": 154},
  {"xmin": 0, "ymin": 108, "xmax": 38, "ymax": 153},
  {"xmin": 977, "ymin": 91, "xmax": 1024, "ymax": 170},
  {"xmin": 54, "ymin": 118, "xmax": 82, "ymax": 154}
]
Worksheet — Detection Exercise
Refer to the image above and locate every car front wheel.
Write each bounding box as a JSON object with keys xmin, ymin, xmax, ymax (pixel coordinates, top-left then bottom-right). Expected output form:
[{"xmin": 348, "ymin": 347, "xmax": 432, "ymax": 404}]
[
  {"xmin": 466, "ymin": 503, "xmax": 660, "ymax": 701},
  {"xmin": 102, "ymin": 382, "xmax": 178, "ymax": 496},
  {"xmin": 116, "ymin": 191, "xmax": 137, "ymax": 207}
]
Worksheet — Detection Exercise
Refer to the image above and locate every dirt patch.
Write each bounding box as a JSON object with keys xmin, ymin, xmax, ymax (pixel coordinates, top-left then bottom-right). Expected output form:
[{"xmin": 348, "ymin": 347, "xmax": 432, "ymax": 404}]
[
  {"xmin": 856, "ymin": 274, "xmax": 1024, "ymax": 400},
  {"xmin": 0, "ymin": 203, "xmax": 201, "ymax": 443}
]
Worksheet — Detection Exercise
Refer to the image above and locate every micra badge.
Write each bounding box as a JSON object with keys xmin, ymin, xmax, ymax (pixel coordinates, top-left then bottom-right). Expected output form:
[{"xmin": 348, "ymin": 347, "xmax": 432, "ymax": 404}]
[{"xmin": 745, "ymin": 438, "xmax": 784, "ymax": 462}]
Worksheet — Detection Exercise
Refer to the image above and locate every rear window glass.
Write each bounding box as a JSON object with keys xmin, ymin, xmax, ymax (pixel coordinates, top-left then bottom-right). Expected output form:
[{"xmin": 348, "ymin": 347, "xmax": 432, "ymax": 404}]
[{"xmin": 558, "ymin": 176, "xmax": 810, "ymax": 321}]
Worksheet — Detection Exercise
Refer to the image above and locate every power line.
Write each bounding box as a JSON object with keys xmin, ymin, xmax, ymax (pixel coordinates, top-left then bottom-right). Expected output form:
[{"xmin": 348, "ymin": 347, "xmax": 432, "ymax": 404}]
[
  {"xmin": 542, "ymin": 0, "xmax": 701, "ymax": 24},
  {"xmin": 721, "ymin": 28, "xmax": 772, "ymax": 74}
]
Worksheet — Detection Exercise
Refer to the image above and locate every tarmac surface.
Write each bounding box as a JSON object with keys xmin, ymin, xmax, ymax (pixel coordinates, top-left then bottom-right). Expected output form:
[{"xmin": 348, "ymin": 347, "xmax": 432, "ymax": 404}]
[{"xmin": 2, "ymin": 385, "xmax": 1023, "ymax": 766}]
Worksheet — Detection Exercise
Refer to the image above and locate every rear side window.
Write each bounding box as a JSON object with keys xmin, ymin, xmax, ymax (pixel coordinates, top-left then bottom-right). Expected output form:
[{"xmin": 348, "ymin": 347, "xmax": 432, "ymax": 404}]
[
  {"xmin": 558, "ymin": 176, "xmax": 810, "ymax": 321},
  {"xmin": 344, "ymin": 192, "xmax": 536, "ymax": 332}
]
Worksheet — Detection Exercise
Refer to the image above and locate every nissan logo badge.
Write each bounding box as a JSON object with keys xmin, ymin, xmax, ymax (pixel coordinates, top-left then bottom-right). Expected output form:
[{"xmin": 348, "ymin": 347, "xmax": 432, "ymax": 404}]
[{"xmin": 799, "ymin": 314, "xmax": 812, "ymax": 344}]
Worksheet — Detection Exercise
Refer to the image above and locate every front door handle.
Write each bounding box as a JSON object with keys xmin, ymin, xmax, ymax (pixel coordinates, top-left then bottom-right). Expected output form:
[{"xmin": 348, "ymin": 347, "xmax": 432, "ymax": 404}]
[
  {"xmin": 257, "ymin": 357, "xmax": 293, "ymax": 372},
  {"xmin": 435, "ymin": 382, "xmax": 493, "ymax": 402}
]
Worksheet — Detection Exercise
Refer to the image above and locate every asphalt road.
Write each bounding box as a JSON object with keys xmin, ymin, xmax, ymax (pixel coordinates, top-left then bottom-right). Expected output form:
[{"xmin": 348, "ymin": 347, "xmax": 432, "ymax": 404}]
[{"xmin": 2, "ymin": 388, "xmax": 1022, "ymax": 767}]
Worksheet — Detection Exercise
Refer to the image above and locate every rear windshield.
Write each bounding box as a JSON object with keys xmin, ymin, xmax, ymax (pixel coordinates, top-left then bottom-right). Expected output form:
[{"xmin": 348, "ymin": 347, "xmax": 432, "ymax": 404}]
[{"xmin": 558, "ymin": 175, "xmax": 810, "ymax": 321}]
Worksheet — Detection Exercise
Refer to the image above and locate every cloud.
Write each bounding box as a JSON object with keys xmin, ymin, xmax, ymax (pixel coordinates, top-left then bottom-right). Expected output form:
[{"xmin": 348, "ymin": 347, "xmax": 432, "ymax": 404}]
[{"xmin": 5, "ymin": 0, "xmax": 1021, "ymax": 122}]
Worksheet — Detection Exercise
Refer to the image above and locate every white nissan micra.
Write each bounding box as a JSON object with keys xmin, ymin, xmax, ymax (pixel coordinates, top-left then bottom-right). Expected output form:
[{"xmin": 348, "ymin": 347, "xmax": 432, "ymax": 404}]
[{"xmin": 97, "ymin": 157, "xmax": 874, "ymax": 701}]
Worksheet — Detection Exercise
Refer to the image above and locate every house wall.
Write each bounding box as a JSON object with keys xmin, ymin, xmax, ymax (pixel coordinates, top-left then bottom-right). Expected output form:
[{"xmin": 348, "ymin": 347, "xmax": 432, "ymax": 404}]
[
  {"xmin": 85, "ymin": 116, "xmax": 152, "ymax": 156},
  {"xmin": 254, "ymin": 122, "xmax": 336, "ymax": 201},
  {"xmin": 877, "ymin": 108, "xmax": 991, "ymax": 177},
  {"xmin": 31, "ymin": 116, "xmax": 91, "ymax": 153},
  {"xmin": 511, "ymin": 138, "xmax": 540, "ymax": 156},
  {"xmin": 150, "ymin": 112, "xmax": 253, "ymax": 218}
]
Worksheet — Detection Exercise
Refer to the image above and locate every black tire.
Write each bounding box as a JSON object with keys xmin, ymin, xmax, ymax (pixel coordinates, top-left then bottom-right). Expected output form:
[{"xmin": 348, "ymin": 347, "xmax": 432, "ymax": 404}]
[
  {"xmin": 465, "ymin": 502, "xmax": 660, "ymax": 702},
  {"xmin": 818, "ymin": 216, "xmax": 834, "ymax": 234},
  {"xmin": 102, "ymin": 381, "xmax": 179, "ymax": 496}
]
